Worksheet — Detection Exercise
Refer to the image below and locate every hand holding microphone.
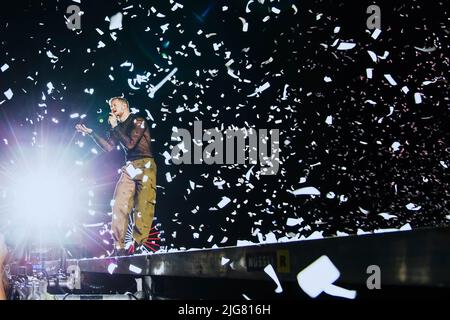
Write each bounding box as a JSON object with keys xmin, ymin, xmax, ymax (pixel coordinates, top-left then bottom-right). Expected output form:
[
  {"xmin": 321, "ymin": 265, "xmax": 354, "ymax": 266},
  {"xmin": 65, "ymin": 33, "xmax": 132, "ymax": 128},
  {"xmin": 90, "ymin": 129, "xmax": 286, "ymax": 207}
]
[{"xmin": 108, "ymin": 113, "xmax": 118, "ymax": 128}]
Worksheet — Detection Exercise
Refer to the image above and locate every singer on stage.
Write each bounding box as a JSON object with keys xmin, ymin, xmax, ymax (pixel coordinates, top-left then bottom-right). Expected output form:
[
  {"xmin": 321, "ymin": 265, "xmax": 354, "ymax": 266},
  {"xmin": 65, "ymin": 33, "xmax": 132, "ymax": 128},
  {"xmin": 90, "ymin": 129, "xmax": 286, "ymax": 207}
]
[{"xmin": 76, "ymin": 97, "xmax": 157, "ymax": 256}]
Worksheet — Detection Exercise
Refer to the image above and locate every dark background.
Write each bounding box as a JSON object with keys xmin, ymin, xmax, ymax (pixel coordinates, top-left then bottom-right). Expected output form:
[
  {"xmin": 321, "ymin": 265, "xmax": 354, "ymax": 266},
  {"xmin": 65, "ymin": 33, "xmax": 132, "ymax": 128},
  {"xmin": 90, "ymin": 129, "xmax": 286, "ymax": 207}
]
[{"xmin": 0, "ymin": 0, "xmax": 448, "ymax": 256}]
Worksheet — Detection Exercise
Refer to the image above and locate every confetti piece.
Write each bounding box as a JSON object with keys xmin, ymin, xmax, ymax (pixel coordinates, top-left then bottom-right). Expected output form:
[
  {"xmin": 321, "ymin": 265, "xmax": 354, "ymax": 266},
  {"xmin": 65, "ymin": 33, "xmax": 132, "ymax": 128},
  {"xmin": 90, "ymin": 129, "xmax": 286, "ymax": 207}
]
[
  {"xmin": 289, "ymin": 187, "xmax": 320, "ymax": 196},
  {"xmin": 3, "ymin": 89, "xmax": 13, "ymax": 100},
  {"xmin": 384, "ymin": 74, "xmax": 397, "ymax": 86},
  {"xmin": 221, "ymin": 257, "xmax": 230, "ymax": 265},
  {"xmin": 148, "ymin": 68, "xmax": 178, "ymax": 98},
  {"xmin": 129, "ymin": 264, "xmax": 142, "ymax": 274},
  {"xmin": 414, "ymin": 92, "xmax": 422, "ymax": 104},
  {"xmin": 378, "ymin": 213, "xmax": 397, "ymax": 220},
  {"xmin": 264, "ymin": 264, "xmax": 283, "ymax": 293},
  {"xmin": 297, "ymin": 256, "xmax": 356, "ymax": 299},
  {"xmin": 367, "ymin": 50, "xmax": 377, "ymax": 62},
  {"xmin": 337, "ymin": 42, "xmax": 356, "ymax": 50},
  {"xmin": 271, "ymin": 7, "xmax": 280, "ymax": 14},
  {"xmin": 109, "ymin": 12, "xmax": 123, "ymax": 30},
  {"xmin": 391, "ymin": 142, "xmax": 401, "ymax": 152},
  {"xmin": 406, "ymin": 203, "xmax": 421, "ymax": 211},
  {"xmin": 107, "ymin": 263, "xmax": 118, "ymax": 274},
  {"xmin": 414, "ymin": 46, "xmax": 436, "ymax": 52},
  {"xmin": 371, "ymin": 29, "xmax": 381, "ymax": 39},
  {"xmin": 239, "ymin": 17, "xmax": 249, "ymax": 32},
  {"xmin": 286, "ymin": 218, "xmax": 303, "ymax": 226},
  {"xmin": 126, "ymin": 164, "xmax": 143, "ymax": 178},
  {"xmin": 217, "ymin": 196, "xmax": 231, "ymax": 208}
]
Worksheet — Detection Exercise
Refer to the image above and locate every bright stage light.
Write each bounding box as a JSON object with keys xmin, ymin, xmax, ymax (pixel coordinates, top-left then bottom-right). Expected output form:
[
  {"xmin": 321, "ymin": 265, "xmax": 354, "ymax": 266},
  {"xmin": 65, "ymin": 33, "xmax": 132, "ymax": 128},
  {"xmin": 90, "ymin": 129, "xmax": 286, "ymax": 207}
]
[
  {"xmin": 2, "ymin": 143, "xmax": 89, "ymax": 246},
  {"xmin": 11, "ymin": 167, "xmax": 79, "ymax": 230}
]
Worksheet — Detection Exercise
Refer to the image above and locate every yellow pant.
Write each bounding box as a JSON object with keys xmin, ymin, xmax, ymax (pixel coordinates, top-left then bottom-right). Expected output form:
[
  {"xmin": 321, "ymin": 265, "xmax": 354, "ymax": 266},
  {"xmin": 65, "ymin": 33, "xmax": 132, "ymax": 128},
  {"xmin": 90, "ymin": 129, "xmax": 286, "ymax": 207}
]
[{"xmin": 111, "ymin": 158, "xmax": 157, "ymax": 249}]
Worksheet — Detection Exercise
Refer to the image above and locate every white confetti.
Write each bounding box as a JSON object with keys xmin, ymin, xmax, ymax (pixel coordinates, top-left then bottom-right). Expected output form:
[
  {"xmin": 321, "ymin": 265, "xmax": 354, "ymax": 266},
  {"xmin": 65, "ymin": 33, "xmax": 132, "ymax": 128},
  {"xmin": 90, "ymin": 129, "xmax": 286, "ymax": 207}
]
[
  {"xmin": 406, "ymin": 203, "xmax": 421, "ymax": 211},
  {"xmin": 400, "ymin": 223, "xmax": 412, "ymax": 231},
  {"xmin": 247, "ymin": 82, "xmax": 271, "ymax": 97},
  {"xmin": 391, "ymin": 142, "xmax": 401, "ymax": 152},
  {"xmin": 414, "ymin": 46, "xmax": 436, "ymax": 52},
  {"xmin": 126, "ymin": 164, "xmax": 143, "ymax": 178},
  {"xmin": 271, "ymin": 7, "xmax": 280, "ymax": 14},
  {"xmin": 1, "ymin": 64, "xmax": 9, "ymax": 72},
  {"xmin": 264, "ymin": 264, "xmax": 283, "ymax": 293},
  {"xmin": 286, "ymin": 218, "xmax": 303, "ymax": 226},
  {"xmin": 129, "ymin": 264, "xmax": 142, "ymax": 274},
  {"xmin": 414, "ymin": 92, "xmax": 422, "ymax": 104},
  {"xmin": 46, "ymin": 50, "xmax": 59, "ymax": 62},
  {"xmin": 162, "ymin": 151, "xmax": 172, "ymax": 165},
  {"xmin": 239, "ymin": 17, "xmax": 248, "ymax": 32},
  {"xmin": 378, "ymin": 213, "xmax": 397, "ymax": 220},
  {"xmin": 109, "ymin": 12, "xmax": 123, "ymax": 30},
  {"xmin": 384, "ymin": 74, "xmax": 397, "ymax": 86},
  {"xmin": 378, "ymin": 51, "xmax": 389, "ymax": 59},
  {"xmin": 371, "ymin": 29, "xmax": 381, "ymax": 39},
  {"xmin": 160, "ymin": 23, "xmax": 169, "ymax": 33},
  {"xmin": 171, "ymin": 2, "xmax": 183, "ymax": 11},
  {"xmin": 422, "ymin": 79, "xmax": 438, "ymax": 86},
  {"xmin": 4, "ymin": 89, "xmax": 13, "ymax": 100},
  {"xmin": 289, "ymin": 186, "xmax": 320, "ymax": 196},
  {"xmin": 337, "ymin": 42, "xmax": 356, "ymax": 50},
  {"xmin": 107, "ymin": 263, "xmax": 118, "ymax": 274},
  {"xmin": 217, "ymin": 196, "xmax": 231, "ymax": 208},
  {"xmin": 401, "ymin": 86, "xmax": 409, "ymax": 94},
  {"xmin": 297, "ymin": 255, "xmax": 356, "ymax": 299},
  {"xmin": 367, "ymin": 50, "xmax": 377, "ymax": 62},
  {"xmin": 148, "ymin": 68, "xmax": 178, "ymax": 98}
]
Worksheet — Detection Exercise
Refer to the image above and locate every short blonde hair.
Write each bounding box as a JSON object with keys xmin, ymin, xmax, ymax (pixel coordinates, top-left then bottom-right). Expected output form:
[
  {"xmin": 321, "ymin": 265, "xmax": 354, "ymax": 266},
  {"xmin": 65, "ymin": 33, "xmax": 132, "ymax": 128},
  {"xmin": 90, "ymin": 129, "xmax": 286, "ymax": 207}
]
[{"xmin": 108, "ymin": 97, "xmax": 129, "ymax": 108}]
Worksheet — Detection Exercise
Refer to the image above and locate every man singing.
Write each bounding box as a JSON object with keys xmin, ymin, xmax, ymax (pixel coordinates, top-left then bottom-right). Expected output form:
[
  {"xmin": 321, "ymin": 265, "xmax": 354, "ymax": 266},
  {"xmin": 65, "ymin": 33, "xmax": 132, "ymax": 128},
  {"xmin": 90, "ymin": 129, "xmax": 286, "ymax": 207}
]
[{"xmin": 76, "ymin": 97, "xmax": 157, "ymax": 256}]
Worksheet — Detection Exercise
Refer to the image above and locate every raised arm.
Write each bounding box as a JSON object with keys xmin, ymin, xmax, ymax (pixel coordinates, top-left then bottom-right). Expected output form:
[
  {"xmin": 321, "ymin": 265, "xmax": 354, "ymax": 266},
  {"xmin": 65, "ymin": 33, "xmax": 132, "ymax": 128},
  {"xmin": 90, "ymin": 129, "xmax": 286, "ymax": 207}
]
[
  {"xmin": 91, "ymin": 131, "xmax": 117, "ymax": 152},
  {"xmin": 75, "ymin": 124, "xmax": 116, "ymax": 152},
  {"xmin": 112, "ymin": 117, "xmax": 147, "ymax": 149}
]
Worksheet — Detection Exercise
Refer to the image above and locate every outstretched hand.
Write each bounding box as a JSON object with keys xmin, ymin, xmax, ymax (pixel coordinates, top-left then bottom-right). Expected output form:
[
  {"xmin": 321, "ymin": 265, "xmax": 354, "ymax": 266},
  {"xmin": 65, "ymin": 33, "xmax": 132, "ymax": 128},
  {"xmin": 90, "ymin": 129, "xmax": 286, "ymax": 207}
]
[{"xmin": 75, "ymin": 124, "xmax": 93, "ymax": 135}]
